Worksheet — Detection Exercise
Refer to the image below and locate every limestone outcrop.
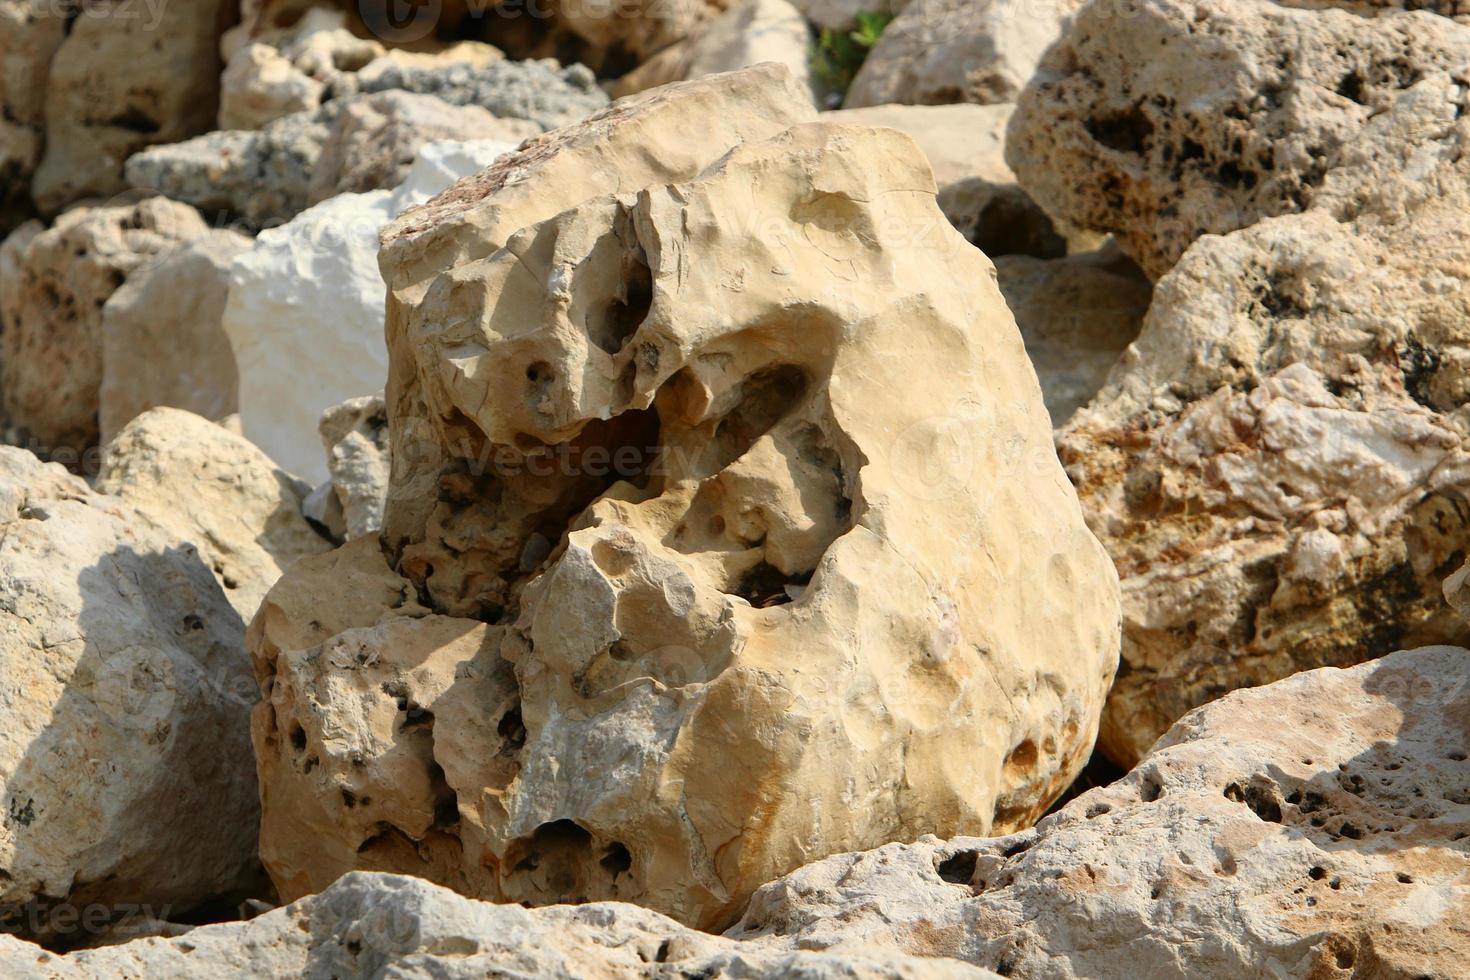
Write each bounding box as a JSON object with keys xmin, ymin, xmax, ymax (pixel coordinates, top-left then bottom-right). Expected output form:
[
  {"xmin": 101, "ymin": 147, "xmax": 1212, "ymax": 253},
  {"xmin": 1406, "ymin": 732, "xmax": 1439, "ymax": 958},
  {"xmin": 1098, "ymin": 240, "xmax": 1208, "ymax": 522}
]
[
  {"xmin": 845, "ymin": 0, "xmax": 1084, "ymax": 109},
  {"xmin": 0, "ymin": 448, "xmax": 263, "ymax": 941},
  {"xmin": 222, "ymin": 139, "xmax": 515, "ymax": 483},
  {"xmin": 0, "ymin": 871, "xmax": 993, "ymax": 978},
  {"xmin": 30, "ymin": 0, "xmax": 234, "ymax": 216},
  {"xmin": 0, "ymin": 198, "xmax": 209, "ymax": 463},
  {"xmin": 96, "ymin": 409, "xmax": 331, "ymax": 622},
  {"xmin": 250, "ymin": 67, "xmax": 1120, "ymax": 931},
  {"xmin": 730, "ymin": 646, "xmax": 1470, "ymax": 980},
  {"xmin": 98, "ymin": 230, "xmax": 251, "ymax": 445},
  {"xmin": 1007, "ymin": 0, "xmax": 1470, "ymax": 277}
]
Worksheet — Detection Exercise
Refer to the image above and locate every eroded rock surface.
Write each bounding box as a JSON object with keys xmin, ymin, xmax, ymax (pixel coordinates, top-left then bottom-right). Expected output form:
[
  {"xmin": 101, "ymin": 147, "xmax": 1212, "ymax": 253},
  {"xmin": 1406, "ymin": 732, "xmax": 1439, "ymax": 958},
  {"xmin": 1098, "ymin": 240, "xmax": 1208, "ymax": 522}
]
[
  {"xmin": 311, "ymin": 393, "xmax": 391, "ymax": 542},
  {"xmin": 251, "ymin": 67, "xmax": 1120, "ymax": 931},
  {"xmin": 0, "ymin": 448, "xmax": 262, "ymax": 940},
  {"xmin": 0, "ymin": 1, "xmax": 64, "ymax": 230},
  {"xmin": 1007, "ymin": 0, "xmax": 1470, "ymax": 277},
  {"xmin": 731, "ymin": 645, "xmax": 1470, "ymax": 980}
]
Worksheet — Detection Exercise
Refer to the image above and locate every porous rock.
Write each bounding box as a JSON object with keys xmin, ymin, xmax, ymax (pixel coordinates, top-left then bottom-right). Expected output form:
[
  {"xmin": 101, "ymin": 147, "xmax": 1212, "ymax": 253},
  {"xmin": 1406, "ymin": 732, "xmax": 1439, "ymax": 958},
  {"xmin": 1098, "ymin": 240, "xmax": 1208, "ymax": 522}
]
[
  {"xmin": 845, "ymin": 0, "xmax": 1084, "ymax": 109},
  {"xmin": 731, "ymin": 646, "xmax": 1470, "ymax": 980},
  {"xmin": 995, "ymin": 247, "xmax": 1152, "ymax": 426},
  {"xmin": 222, "ymin": 139, "xmax": 515, "ymax": 483},
  {"xmin": 96, "ymin": 408, "xmax": 331, "ymax": 622},
  {"xmin": 343, "ymin": 58, "xmax": 607, "ymax": 131},
  {"xmin": 0, "ymin": 447, "xmax": 262, "ymax": 940},
  {"xmin": 1007, "ymin": 0, "xmax": 1470, "ymax": 277},
  {"xmin": 0, "ymin": 197, "xmax": 209, "ymax": 462},
  {"xmin": 30, "ymin": 0, "xmax": 234, "ymax": 215},
  {"xmin": 251, "ymin": 66, "xmax": 1120, "ymax": 931},
  {"xmin": 0, "ymin": 871, "xmax": 994, "ymax": 978},
  {"xmin": 1057, "ymin": 66, "xmax": 1470, "ymax": 762},
  {"xmin": 98, "ymin": 229, "xmax": 252, "ymax": 445},
  {"xmin": 0, "ymin": 1, "xmax": 64, "ymax": 230}
]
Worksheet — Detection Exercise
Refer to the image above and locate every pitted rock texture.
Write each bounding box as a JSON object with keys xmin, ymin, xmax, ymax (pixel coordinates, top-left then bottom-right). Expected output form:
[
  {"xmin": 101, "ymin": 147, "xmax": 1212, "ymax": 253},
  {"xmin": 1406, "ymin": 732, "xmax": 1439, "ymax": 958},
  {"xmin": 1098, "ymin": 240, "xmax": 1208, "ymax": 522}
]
[
  {"xmin": 342, "ymin": 58, "xmax": 607, "ymax": 131},
  {"xmin": 222, "ymin": 139, "xmax": 514, "ymax": 483},
  {"xmin": 0, "ymin": 872, "xmax": 994, "ymax": 979},
  {"xmin": 729, "ymin": 646, "xmax": 1470, "ymax": 980},
  {"xmin": 30, "ymin": 0, "xmax": 234, "ymax": 216},
  {"xmin": 0, "ymin": 1, "xmax": 64, "ymax": 230},
  {"xmin": 1007, "ymin": 0, "xmax": 1470, "ymax": 278},
  {"xmin": 96, "ymin": 409, "xmax": 331, "ymax": 623},
  {"xmin": 0, "ymin": 198, "xmax": 208, "ymax": 462},
  {"xmin": 845, "ymin": 0, "xmax": 1084, "ymax": 109},
  {"xmin": 252, "ymin": 67, "xmax": 1120, "ymax": 932},
  {"xmin": 1057, "ymin": 65, "xmax": 1470, "ymax": 762},
  {"xmin": 0, "ymin": 448, "xmax": 263, "ymax": 941},
  {"xmin": 995, "ymin": 247, "xmax": 1152, "ymax": 426},
  {"xmin": 98, "ymin": 229, "xmax": 251, "ymax": 445}
]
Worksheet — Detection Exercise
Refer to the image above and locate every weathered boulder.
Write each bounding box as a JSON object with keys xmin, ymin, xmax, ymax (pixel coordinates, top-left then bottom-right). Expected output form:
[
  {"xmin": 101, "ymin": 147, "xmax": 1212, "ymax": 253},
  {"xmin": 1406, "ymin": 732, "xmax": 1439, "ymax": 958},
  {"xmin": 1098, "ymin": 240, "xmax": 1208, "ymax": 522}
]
[
  {"xmin": 98, "ymin": 229, "xmax": 251, "ymax": 445},
  {"xmin": 30, "ymin": 0, "xmax": 234, "ymax": 215},
  {"xmin": 0, "ymin": 448, "xmax": 262, "ymax": 941},
  {"xmin": 995, "ymin": 247, "xmax": 1152, "ymax": 426},
  {"xmin": 222, "ymin": 139, "xmax": 515, "ymax": 483},
  {"xmin": 219, "ymin": 13, "xmax": 385, "ymax": 130},
  {"xmin": 0, "ymin": 1, "xmax": 64, "ymax": 230},
  {"xmin": 0, "ymin": 198, "xmax": 209, "ymax": 464},
  {"xmin": 731, "ymin": 645, "xmax": 1470, "ymax": 980},
  {"xmin": 845, "ymin": 0, "xmax": 1083, "ymax": 108},
  {"xmin": 96, "ymin": 409, "xmax": 331, "ymax": 623},
  {"xmin": 1007, "ymin": 0, "xmax": 1470, "ymax": 277},
  {"xmin": 0, "ymin": 871, "xmax": 993, "ymax": 978},
  {"xmin": 251, "ymin": 67, "xmax": 1120, "ymax": 931},
  {"xmin": 308, "ymin": 91, "xmax": 538, "ymax": 204}
]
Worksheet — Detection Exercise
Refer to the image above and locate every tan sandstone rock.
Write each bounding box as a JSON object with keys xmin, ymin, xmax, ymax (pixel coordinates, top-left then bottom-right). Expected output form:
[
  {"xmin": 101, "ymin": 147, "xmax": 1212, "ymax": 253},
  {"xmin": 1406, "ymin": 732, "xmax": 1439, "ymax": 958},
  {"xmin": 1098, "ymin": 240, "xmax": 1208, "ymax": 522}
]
[
  {"xmin": 30, "ymin": 0, "xmax": 235, "ymax": 215},
  {"xmin": 98, "ymin": 229, "xmax": 252, "ymax": 446},
  {"xmin": 1057, "ymin": 65, "xmax": 1470, "ymax": 763},
  {"xmin": 251, "ymin": 67, "xmax": 1121, "ymax": 932},
  {"xmin": 0, "ymin": 871, "xmax": 994, "ymax": 978},
  {"xmin": 825, "ymin": 102, "xmax": 1015, "ymax": 188},
  {"xmin": 995, "ymin": 247, "xmax": 1152, "ymax": 426},
  {"xmin": 0, "ymin": 1, "xmax": 65, "ymax": 230},
  {"xmin": 96, "ymin": 409, "xmax": 331, "ymax": 623},
  {"xmin": 845, "ymin": 0, "xmax": 1084, "ymax": 109},
  {"xmin": 0, "ymin": 448, "xmax": 263, "ymax": 942},
  {"xmin": 730, "ymin": 645, "xmax": 1470, "ymax": 979},
  {"xmin": 314, "ymin": 393, "xmax": 391, "ymax": 542},
  {"xmin": 1007, "ymin": 0, "xmax": 1470, "ymax": 278},
  {"xmin": 0, "ymin": 198, "xmax": 209, "ymax": 464}
]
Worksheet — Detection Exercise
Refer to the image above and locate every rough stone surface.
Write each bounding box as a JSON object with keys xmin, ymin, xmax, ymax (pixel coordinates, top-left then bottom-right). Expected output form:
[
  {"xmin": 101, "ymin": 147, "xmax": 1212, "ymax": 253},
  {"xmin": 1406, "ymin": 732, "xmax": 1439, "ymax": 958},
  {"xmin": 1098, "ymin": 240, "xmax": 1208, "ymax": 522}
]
[
  {"xmin": 98, "ymin": 229, "xmax": 252, "ymax": 446},
  {"xmin": 1057, "ymin": 63, "xmax": 1470, "ymax": 762},
  {"xmin": 0, "ymin": 1, "xmax": 64, "ymax": 230},
  {"xmin": 731, "ymin": 646, "xmax": 1470, "ymax": 980},
  {"xmin": 995, "ymin": 247, "xmax": 1152, "ymax": 426},
  {"xmin": 0, "ymin": 871, "xmax": 995, "ymax": 978},
  {"xmin": 317, "ymin": 393, "xmax": 391, "ymax": 542},
  {"xmin": 343, "ymin": 59, "xmax": 608, "ymax": 131},
  {"xmin": 819, "ymin": 102, "xmax": 1015, "ymax": 189},
  {"xmin": 845, "ymin": 0, "xmax": 1083, "ymax": 109},
  {"xmin": 532, "ymin": 0, "xmax": 731, "ymax": 75},
  {"xmin": 96, "ymin": 409, "xmax": 331, "ymax": 623},
  {"xmin": 1007, "ymin": 0, "xmax": 1470, "ymax": 277},
  {"xmin": 0, "ymin": 198, "xmax": 209, "ymax": 461},
  {"xmin": 252, "ymin": 67, "xmax": 1120, "ymax": 932},
  {"xmin": 219, "ymin": 17, "xmax": 385, "ymax": 130},
  {"xmin": 308, "ymin": 91, "xmax": 539, "ymax": 204},
  {"xmin": 0, "ymin": 447, "xmax": 262, "ymax": 940},
  {"xmin": 222, "ymin": 139, "xmax": 515, "ymax": 483},
  {"xmin": 30, "ymin": 0, "xmax": 234, "ymax": 215}
]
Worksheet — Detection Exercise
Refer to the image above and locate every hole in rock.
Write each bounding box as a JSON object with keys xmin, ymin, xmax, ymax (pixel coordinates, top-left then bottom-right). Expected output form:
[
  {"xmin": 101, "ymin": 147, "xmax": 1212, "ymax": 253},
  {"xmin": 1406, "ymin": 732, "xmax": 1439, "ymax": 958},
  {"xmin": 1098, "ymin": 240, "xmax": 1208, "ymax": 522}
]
[
  {"xmin": 1087, "ymin": 105, "xmax": 1155, "ymax": 155},
  {"xmin": 708, "ymin": 365, "xmax": 809, "ymax": 474},
  {"xmin": 507, "ymin": 820, "xmax": 596, "ymax": 898},
  {"xmin": 498, "ymin": 705, "xmax": 527, "ymax": 755},
  {"xmin": 589, "ymin": 253, "xmax": 653, "ymax": 355},
  {"xmin": 600, "ymin": 842, "xmax": 632, "ymax": 876},
  {"xmin": 936, "ymin": 850, "xmax": 979, "ymax": 885},
  {"xmin": 733, "ymin": 563, "xmax": 812, "ymax": 608}
]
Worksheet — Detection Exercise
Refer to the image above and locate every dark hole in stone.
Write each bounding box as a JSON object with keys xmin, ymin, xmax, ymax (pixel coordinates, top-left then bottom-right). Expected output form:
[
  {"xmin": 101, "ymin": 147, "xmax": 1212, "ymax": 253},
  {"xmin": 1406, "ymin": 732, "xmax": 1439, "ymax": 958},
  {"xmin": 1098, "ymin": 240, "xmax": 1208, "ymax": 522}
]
[
  {"xmin": 936, "ymin": 850, "xmax": 979, "ymax": 885},
  {"xmin": 498, "ymin": 705, "xmax": 527, "ymax": 754},
  {"xmin": 733, "ymin": 563, "xmax": 812, "ymax": 608},
  {"xmin": 1087, "ymin": 105, "xmax": 1155, "ymax": 155},
  {"xmin": 600, "ymin": 842, "xmax": 632, "ymax": 876}
]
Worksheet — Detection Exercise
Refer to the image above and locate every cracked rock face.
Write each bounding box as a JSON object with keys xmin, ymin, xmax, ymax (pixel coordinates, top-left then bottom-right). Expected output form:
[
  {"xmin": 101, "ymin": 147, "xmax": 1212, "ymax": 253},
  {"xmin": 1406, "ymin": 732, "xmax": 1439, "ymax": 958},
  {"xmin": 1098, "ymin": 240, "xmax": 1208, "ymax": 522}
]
[
  {"xmin": 251, "ymin": 67, "xmax": 1120, "ymax": 931},
  {"xmin": 1007, "ymin": 0, "xmax": 1470, "ymax": 278},
  {"xmin": 729, "ymin": 645, "xmax": 1470, "ymax": 979},
  {"xmin": 1058, "ymin": 64, "xmax": 1470, "ymax": 763},
  {"xmin": 0, "ymin": 447, "xmax": 264, "ymax": 940}
]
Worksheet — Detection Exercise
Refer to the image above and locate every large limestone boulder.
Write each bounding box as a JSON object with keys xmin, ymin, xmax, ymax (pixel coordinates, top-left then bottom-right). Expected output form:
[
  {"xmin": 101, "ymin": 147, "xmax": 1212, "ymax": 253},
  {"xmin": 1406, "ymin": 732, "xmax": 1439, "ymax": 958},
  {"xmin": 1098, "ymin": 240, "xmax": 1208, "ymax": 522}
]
[
  {"xmin": 995, "ymin": 247, "xmax": 1152, "ymax": 426},
  {"xmin": 251, "ymin": 67, "xmax": 1120, "ymax": 931},
  {"xmin": 30, "ymin": 0, "xmax": 234, "ymax": 215},
  {"xmin": 1007, "ymin": 0, "xmax": 1470, "ymax": 277},
  {"xmin": 845, "ymin": 0, "xmax": 1084, "ymax": 108},
  {"xmin": 0, "ymin": 2, "xmax": 64, "ymax": 230},
  {"xmin": 96, "ymin": 409, "xmax": 331, "ymax": 623},
  {"xmin": 222, "ymin": 139, "xmax": 515, "ymax": 483},
  {"xmin": 0, "ymin": 448, "xmax": 263, "ymax": 941},
  {"xmin": 0, "ymin": 871, "xmax": 993, "ymax": 978},
  {"xmin": 730, "ymin": 645, "xmax": 1470, "ymax": 980},
  {"xmin": 0, "ymin": 198, "xmax": 209, "ymax": 464},
  {"xmin": 98, "ymin": 229, "xmax": 252, "ymax": 445}
]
